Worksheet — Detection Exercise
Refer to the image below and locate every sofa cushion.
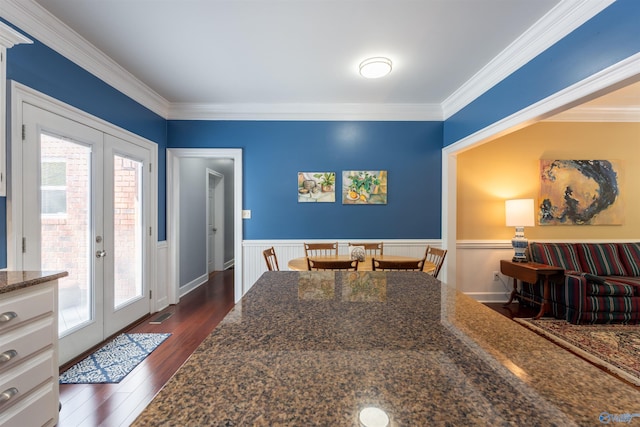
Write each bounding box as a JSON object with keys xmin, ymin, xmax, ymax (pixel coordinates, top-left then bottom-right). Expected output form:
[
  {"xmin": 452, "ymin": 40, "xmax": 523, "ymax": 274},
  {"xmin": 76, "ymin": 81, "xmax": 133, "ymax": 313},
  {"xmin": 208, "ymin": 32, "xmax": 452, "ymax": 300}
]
[
  {"xmin": 529, "ymin": 242, "xmax": 582, "ymax": 271},
  {"xmin": 618, "ymin": 243, "xmax": 640, "ymax": 277},
  {"xmin": 576, "ymin": 243, "xmax": 627, "ymax": 276},
  {"xmin": 586, "ymin": 282, "xmax": 635, "ymax": 296}
]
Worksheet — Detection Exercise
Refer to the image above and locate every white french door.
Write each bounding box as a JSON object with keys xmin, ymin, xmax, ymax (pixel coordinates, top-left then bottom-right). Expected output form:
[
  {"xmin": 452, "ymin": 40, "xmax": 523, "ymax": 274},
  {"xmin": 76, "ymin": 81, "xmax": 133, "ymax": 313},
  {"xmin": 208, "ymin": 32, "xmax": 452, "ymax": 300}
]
[{"xmin": 21, "ymin": 103, "xmax": 151, "ymax": 364}]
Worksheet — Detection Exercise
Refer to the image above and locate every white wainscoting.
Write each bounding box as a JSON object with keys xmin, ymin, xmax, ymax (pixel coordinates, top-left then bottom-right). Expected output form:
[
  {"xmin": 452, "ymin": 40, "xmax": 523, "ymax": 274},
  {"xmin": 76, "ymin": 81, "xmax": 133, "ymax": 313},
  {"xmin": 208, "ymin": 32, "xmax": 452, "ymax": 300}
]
[
  {"xmin": 242, "ymin": 239, "xmax": 441, "ymax": 293},
  {"xmin": 456, "ymin": 240, "xmax": 514, "ymax": 303},
  {"xmin": 457, "ymin": 238, "xmax": 640, "ymax": 303}
]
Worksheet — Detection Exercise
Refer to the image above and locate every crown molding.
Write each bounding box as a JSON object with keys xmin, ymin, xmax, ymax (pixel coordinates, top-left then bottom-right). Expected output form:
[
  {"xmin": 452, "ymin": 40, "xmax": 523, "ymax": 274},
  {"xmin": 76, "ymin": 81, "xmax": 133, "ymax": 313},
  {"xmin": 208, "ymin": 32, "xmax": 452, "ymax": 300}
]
[
  {"xmin": 168, "ymin": 103, "xmax": 443, "ymax": 121},
  {"xmin": 545, "ymin": 106, "xmax": 640, "ymax": 122},
  {"xmin": 2, "ymin": 0, "xmax": 170, "ymax": 118},
  {"xmin": 0, "ymin": 20, "xmax": 32, "ymax": 48},
  {"xmin": 1, "ymin": 0, "xmax": 617, "ymax": 122},
  {"xmin": 444, "ymin": 53, "xmax": 640, "ymax": 154},
  {"xmin": 441, "ymin": 0, "xmax": 616, "ymax": 120}
]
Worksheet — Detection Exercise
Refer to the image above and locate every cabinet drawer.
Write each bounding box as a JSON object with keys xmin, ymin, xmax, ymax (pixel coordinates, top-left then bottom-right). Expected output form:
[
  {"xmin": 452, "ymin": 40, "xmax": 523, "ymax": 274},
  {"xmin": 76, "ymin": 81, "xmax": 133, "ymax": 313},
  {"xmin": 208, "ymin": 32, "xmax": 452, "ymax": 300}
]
[
  {"xmin": 0, "ymin": 381, "xmax": 57, "ymax": 427},
  {"xmin": 0, "ymin": 317, "xmax": 54, "ymax": 371},
  {"xmin": 0, "ymin": 285, "xmax": 54, "ymax": 333},
  {"xmin": 0, "ymin": 350, "xmax": 54, "ymax": 410}
]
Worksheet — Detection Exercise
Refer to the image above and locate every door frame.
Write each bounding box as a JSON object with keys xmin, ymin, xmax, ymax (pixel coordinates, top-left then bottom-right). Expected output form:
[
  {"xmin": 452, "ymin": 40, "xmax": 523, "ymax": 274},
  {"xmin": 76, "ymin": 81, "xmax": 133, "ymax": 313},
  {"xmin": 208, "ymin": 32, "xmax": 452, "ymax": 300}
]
[
  {"xmin": 8, "ymin": 81, "xmax": 159, "ymax": 313},
  {"xmin": 166, "ymin": 148, "xmax": 243, "ymax": 305},
  {"xmin": 206, "ymin": 168, "xmax": 224, "ymax": 274},
  {"xmin": 440, "ymin": 54, "xmax": 640, "ymax": 286}
]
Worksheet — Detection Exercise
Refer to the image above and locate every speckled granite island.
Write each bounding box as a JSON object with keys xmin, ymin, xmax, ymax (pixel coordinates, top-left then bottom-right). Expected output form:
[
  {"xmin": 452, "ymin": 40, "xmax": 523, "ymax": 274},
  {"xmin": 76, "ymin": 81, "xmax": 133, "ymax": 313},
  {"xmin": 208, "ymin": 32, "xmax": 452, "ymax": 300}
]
[{"xmin": 134, "ymin": 271, "xmax": 640, "ymax": 426}]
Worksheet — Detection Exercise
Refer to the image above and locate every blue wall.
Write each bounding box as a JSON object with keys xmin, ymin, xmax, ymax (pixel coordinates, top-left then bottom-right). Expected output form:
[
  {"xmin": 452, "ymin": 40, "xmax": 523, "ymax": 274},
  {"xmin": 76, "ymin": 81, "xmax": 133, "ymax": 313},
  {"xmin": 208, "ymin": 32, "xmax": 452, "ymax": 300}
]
[
  {"xmin": 168, "ymin": 120, "xmax": 443, "ymax": 239},
  {"xmin": 444, "ymin": 0, "xmax": 640, "ymax": 145},
  {"xmin": 2, "ymin": 20, "xmax": 168, "ymax": 264},
  {"xmin": 2, "ymin": 0, "xmax": 639, "ymax": 266}
]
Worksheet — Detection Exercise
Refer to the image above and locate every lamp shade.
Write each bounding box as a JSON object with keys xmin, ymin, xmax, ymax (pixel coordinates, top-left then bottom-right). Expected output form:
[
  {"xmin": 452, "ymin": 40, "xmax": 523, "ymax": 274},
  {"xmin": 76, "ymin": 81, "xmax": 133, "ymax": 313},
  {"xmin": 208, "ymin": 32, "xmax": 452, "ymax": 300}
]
[
  {"xmin": 359, "ymin": 57, "xmax": 392, "ymax": 79},
  {"xmin": 505, "ymin": 199, "xmax": 535, "ymax": 227}
]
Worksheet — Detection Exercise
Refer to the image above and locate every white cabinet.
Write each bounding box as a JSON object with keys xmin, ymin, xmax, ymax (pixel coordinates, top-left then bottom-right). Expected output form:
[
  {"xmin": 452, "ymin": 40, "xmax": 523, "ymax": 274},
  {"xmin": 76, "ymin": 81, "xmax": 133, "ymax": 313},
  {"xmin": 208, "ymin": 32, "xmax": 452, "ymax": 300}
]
[
  {"xmin": 0, "ymin": 279, "xmax": 60, "ymax": 427},
  {"xmin": 0, "ymin": 21, "xmax": 32, "ymax": 196}
]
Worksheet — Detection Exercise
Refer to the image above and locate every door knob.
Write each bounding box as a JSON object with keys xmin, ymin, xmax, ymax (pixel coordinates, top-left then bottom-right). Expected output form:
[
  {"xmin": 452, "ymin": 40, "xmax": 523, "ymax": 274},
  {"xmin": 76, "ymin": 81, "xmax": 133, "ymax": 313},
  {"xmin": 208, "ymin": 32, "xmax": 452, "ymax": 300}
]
[{"xmin": 96, "ymin": 250, "xmax": 107, "ymax": 258}]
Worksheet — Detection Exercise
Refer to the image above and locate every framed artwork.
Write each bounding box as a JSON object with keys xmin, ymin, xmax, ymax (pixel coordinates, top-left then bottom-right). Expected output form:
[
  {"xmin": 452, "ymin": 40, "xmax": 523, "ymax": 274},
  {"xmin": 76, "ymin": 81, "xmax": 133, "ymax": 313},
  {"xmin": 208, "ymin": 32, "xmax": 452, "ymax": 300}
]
[
  {"xmin": 298, "ymin": 172, "xmax": 335, "ymax": 203},
  {"xmin": 342, "ymin": 170, "xmax": 387, "ymax": 204},
  {"xmin": 538, "ymin": 160, "xmax": 623, "ymax": 225}
]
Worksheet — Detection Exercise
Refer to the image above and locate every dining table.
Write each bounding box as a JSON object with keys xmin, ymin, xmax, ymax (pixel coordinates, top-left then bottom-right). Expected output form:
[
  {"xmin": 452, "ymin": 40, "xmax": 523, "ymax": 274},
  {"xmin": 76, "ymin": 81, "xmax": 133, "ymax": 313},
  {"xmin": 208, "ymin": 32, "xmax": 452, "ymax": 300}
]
[
  {"xmin": 287, "ymin": 254, "xmax": 436, "ymax": 273},
  {"xmin": 133, "ymin": 271, "xmax": 640, "ymax": 426}
]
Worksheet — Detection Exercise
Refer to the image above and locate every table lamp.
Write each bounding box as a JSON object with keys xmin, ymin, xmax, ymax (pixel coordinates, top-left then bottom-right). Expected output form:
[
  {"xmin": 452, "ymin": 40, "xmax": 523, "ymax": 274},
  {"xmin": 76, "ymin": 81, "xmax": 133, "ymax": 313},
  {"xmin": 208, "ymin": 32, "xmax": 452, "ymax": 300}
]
[{"xmin": 505, "ymin": 199, "xmax": 535, "ymax": 262}]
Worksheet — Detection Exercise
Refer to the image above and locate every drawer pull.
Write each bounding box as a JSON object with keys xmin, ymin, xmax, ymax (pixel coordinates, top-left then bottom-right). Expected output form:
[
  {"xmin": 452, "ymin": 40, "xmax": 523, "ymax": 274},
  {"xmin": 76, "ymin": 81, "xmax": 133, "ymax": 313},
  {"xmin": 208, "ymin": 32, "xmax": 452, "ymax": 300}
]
[
  {"xmin": 0, "ymin": 311, "xmax": 17, "ymax": 323},
  {"xmin": 0, "ymin": 387, "xmax": 18, "ymax": 404},
  {"xmin": 0, "ymin": 349, "xmax": 18, "ymax": 363}
]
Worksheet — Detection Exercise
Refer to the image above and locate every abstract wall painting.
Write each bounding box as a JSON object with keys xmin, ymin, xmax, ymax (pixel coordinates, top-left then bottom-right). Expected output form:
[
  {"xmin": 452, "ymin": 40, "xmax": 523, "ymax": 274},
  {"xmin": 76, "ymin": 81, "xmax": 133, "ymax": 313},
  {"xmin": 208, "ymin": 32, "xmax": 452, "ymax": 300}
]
[
  {"xmin": 342, "ymin": 170, "xmax": 387, "ymax": 205},
  {"xmin": 538, "ymin": 160, "xmax": 623, "ymax": 225},
  {"xmin": 298, "ymin": 172, "xmax": 336, "ymax": 203}
]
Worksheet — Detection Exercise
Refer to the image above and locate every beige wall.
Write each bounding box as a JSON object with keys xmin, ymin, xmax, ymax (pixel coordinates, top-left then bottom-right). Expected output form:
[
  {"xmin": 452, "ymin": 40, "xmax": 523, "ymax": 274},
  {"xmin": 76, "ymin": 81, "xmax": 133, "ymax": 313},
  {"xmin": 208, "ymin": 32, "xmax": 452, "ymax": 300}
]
[{"xmin": 457, "ymin": 121, "xmax": 640, "ymax": 241}]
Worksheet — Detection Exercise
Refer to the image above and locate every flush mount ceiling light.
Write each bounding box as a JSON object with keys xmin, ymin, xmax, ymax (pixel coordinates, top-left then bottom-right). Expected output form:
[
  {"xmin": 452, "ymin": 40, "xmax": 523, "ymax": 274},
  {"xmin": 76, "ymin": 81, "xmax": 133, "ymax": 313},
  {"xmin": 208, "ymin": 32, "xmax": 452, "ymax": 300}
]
[{"xmin": 359, "ymin": 57, "xmax": 392, "ymax": 79}]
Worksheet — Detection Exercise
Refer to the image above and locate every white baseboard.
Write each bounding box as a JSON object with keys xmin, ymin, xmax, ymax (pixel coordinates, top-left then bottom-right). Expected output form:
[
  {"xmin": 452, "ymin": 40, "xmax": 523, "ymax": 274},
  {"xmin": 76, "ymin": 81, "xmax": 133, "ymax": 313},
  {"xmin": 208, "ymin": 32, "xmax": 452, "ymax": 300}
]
[{"xmin": 178, "ymin": 273, "xmax": 208, "ymax": 298}]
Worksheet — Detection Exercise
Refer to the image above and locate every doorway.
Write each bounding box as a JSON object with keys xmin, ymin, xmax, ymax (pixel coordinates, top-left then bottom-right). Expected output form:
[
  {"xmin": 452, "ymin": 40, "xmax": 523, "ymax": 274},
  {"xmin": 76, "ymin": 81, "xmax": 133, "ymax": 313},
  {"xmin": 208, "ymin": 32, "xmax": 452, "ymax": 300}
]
[
  {"xmin": 10, "ymin": 83, "xmax": 158, "ymax": 365},
  {"xmin": 207, "ymin": 168, "xmax": 224, "ymax": 274},
  {"xmin": 167, "ymin": 149, "xmax": 243, "ymax": 305}
]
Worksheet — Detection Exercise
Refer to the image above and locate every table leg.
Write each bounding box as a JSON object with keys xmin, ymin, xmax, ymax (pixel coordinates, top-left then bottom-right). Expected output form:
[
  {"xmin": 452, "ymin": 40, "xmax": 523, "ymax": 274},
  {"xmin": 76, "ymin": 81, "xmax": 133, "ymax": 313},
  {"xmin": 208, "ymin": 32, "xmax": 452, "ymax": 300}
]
[
  {"xmin": 504, "ymin": 277, "xmax": 518, "ymax": 306},
  {"xmin": 534, "ymin": 277, "xmax": 551, "ymax": 320}
]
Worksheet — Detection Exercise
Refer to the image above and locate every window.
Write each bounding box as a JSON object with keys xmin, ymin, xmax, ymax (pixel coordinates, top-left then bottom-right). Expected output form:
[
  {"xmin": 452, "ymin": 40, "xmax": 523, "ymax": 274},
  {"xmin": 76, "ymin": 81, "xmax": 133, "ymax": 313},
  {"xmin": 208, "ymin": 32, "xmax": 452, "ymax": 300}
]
[{"xmin": 41, "ymin": 159, "xmax": 67, "ymax": 216}]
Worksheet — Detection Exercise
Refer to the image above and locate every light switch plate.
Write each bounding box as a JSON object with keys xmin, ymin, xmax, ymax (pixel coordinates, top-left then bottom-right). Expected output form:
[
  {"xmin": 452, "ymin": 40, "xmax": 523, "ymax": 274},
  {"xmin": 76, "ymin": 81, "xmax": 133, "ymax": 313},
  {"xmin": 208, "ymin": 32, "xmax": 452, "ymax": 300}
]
[{"xmin": 242, "ymin": 210, "xmax": 251, "ymax": 219}]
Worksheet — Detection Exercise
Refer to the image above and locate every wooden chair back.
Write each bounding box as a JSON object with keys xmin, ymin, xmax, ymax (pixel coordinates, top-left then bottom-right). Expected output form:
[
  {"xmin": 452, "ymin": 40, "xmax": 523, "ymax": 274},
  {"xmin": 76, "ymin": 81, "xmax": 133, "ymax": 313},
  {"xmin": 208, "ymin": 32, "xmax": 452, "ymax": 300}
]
[
  {"xmin": 263, "ymin": 247, "xmax": 279, "ymax": 271},
  {"xmin": 304, "ymin": 242, "xmax": 338, "ymax": 257},
  {"xmin": 371, "ymin": 258, "xmax": 424, "ymax": 271},
  {"xmin": 307, "ymin": 258, "xmax": 358, "ymax": 271},
  {"xmin": 424, "ymin": 246, "xmax": 447, "ymax": 278},
  {"xmin": 348, "ymin": 242, "xmax": 383, "ymax": 256}
]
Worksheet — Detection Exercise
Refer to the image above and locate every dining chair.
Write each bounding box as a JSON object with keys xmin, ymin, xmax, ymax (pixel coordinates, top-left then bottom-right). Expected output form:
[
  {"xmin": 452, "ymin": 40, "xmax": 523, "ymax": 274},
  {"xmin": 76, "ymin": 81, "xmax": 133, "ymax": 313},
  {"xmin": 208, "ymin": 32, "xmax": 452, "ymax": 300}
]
[
  {"xmin": 304, "ymin": 242, "xmax": 338, "ymax": 257},
  {"xmin": 263, "ymin": 247, "xmax": 279, "ymax": 271},
  {"xmin": 424, "ymin": 246, "xmax": 447, "ymax": 278},
  {"xmin": 307, "ymin": 258, "xmax": 358, "ymax": 271},
  {"xmin": 371, "ymin": 258, "xmax": 424, "ymax": 271},
  {"xmin": 348, "ymin": 242, "xmax": 384, "ymax": 256}
]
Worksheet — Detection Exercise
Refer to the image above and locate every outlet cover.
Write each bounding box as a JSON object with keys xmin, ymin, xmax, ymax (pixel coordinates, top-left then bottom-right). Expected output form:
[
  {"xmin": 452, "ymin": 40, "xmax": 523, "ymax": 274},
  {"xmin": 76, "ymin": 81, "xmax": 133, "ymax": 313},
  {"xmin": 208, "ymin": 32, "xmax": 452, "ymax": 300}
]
[{"xmin": 242, "ymin": 210, "xmax": 251, "ymax": 219}]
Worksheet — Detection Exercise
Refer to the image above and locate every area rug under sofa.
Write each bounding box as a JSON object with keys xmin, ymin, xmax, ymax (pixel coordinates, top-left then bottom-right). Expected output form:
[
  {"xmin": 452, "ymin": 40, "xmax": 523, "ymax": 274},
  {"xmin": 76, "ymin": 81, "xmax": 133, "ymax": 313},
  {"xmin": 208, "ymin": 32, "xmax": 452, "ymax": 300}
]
[{"xmin": 516, "ymin": 317, "xmax": 640, "ymax": 386}]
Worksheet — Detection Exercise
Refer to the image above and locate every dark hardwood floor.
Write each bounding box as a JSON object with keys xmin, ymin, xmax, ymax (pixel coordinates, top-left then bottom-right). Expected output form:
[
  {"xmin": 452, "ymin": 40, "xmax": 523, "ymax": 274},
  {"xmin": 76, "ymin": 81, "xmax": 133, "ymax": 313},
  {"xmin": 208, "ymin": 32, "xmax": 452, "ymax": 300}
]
[
  {"xmin": 484, "ymin": 301, "xmax": 539, "ymax": 319},
  {"xmin": 58, "ymin": 269, "xmax": 235, "ymax": 427}
]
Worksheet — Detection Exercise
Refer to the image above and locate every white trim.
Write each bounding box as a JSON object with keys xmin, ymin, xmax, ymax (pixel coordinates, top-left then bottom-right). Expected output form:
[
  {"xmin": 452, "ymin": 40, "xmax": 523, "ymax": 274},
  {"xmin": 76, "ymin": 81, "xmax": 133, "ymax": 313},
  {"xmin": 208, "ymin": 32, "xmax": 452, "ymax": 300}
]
[
  {"xmin": 2, "ymin": 0, "xmax": 169, "ymax": 118},
  {"xmin": 9, "ymin": 81, "xmax": 159, "ymax": 313},
  {"xmin": 178, "ymin": 273, "xmax": 209, "ymax": 299},
  {"xmin": 442, "ymin": 54, "xmax": 640, "ymax": 294},
  {"xmin": 0, "ymin": 20, "xmax": 32, "ymax": 48},
  {"xmin": 442, "ymin": 0, "xmax": 615, "ymax": 119},
  {"xmin": 3, "ymin": 0, "xmax": 612, "ymax": 122},
  {"xmin": 167, "ymin": 148, "xmax": 243, "ymax": 304},
  {"xmin": 444, "ymin": 53, "xmax": 640, "ymax": 155},
  {"xmin": 544, "ymin": 106, "xmax": 640, "ymax": 122},
  {"xmin": 205, "ymin": 168, "xmax": 224, "ymax": 273},
  {"xmin": 0, "ymin": 22, "xmax": 31, "ymax": 197},
  {"xmin": 168, "ymin": 103, "xmax": 443, "ymax": 121}
]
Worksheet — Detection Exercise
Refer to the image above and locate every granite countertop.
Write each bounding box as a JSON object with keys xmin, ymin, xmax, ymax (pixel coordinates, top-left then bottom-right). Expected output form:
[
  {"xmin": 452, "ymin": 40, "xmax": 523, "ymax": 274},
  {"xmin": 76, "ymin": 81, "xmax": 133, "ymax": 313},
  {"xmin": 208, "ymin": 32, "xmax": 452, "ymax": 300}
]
[
  {"xmin": 0, "ymin": 270, "xmax": 69, "ymax": 295},
  {"xmin": 134, "ymin": 271, "xmax": 640, "ymax": 426}
]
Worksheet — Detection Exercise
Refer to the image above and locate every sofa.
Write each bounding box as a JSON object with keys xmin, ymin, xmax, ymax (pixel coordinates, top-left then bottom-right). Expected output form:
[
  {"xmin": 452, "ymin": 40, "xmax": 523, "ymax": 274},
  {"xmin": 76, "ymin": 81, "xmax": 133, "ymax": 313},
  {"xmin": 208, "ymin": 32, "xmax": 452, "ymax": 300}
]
[{"xmin": 520, "ymin": 242, "xmax": 640, "ymax": 324}]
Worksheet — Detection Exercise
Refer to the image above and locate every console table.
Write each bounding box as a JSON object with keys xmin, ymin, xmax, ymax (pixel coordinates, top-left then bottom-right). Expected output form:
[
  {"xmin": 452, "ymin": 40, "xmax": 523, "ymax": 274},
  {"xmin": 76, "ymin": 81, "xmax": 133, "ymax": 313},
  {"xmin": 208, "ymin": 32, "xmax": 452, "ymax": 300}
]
[{"xmin": 500, "ymin": 260, "xmax": 564, "ymax": 319}]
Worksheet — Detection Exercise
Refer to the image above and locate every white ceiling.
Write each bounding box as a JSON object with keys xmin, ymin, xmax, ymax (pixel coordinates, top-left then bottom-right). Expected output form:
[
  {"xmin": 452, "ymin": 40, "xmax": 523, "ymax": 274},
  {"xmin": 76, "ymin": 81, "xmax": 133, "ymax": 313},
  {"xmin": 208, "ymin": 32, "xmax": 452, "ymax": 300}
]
[{"xmin": 9, "ymin": 0, "xmax": 628, "ymax": 119}]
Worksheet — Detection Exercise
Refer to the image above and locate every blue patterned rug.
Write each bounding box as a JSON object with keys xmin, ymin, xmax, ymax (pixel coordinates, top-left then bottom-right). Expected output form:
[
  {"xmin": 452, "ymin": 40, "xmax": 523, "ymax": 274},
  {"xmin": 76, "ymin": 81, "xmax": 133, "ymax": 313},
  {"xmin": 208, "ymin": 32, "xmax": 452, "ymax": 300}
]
[{"xmin": 59, "ymin": 333, "xmax": 171, "ymax": 384}]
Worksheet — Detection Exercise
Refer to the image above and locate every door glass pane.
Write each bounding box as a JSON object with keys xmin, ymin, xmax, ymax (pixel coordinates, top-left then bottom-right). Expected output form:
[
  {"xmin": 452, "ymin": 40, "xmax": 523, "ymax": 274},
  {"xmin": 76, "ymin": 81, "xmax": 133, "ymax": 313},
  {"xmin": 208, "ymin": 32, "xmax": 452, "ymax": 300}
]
[
  {"xmin": 40, "ymin": 134, "xmax": 92, "ymax": 335},
  {"xmin": 113, "ymin": 155, "xmax": 143, "ymax": 308}
]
